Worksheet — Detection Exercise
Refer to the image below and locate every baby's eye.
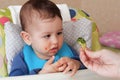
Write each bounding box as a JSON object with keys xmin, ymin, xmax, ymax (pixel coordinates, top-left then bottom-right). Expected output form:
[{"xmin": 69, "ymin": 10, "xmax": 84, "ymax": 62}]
[
  {"xmin": 43, "ymin": 34, "xmax": 51, "ymax": 39},
  {"xmin": 57, "ymin": 32, "xmax": 63, "ymax": 35}
]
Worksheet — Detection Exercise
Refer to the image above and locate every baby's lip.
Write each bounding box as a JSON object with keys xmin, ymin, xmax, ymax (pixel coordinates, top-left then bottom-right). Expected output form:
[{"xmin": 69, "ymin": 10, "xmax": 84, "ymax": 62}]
[{"xmin": 49, "ymin": 47, "xmax": 58, "ymax": 53}]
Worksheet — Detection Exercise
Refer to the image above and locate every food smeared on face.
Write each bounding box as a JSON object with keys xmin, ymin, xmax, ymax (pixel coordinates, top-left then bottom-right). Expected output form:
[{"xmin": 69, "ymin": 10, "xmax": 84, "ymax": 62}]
[{"xmin": 45, "ymin": 47, "xmax": 48, "ymax": 50}]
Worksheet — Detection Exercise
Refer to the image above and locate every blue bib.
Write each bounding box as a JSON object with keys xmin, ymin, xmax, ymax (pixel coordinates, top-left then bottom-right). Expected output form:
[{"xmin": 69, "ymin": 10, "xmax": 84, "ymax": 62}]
[{"xmin": 23, "ymin": 42, "xmax": 74, "ymax": 72}]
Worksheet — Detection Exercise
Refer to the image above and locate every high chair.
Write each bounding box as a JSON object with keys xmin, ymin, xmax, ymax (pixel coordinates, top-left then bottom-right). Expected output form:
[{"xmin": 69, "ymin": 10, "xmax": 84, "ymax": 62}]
[{"xmin": 0, "ymin": 4, "xmax": 101, "ymax": 77}]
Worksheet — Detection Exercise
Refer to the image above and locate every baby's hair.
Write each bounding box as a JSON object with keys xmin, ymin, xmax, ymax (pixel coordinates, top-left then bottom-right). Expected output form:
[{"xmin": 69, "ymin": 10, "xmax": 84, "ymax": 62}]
[{"xmin": 20, "ymin": 0, "xmax": 62, "ymax": 31}]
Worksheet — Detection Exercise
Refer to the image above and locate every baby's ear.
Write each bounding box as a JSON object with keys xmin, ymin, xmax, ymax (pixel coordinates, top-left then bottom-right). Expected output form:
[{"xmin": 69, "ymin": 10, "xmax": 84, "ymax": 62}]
[{"xmin": 20, "ymin": 31, "xmax": 31, "ymax": 45}]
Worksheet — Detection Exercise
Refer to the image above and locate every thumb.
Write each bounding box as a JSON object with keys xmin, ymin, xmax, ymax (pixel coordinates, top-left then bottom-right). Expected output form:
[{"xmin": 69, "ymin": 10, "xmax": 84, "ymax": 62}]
[
  {"xmin": 46, "ymin": 56, "xmax": 55, "ymax": 65},
  {"xmin": 85, "ymin": 48, "xmax": 99, "ymax": 58}
]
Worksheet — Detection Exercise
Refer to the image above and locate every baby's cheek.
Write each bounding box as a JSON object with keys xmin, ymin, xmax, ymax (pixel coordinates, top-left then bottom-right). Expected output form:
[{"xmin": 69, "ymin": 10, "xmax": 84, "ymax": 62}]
[
  {"xmin": 45, "ymin": 47, "xmax": 47, "ymax": 50},
  {"xmin": 45, "ymin": 47, "xmax": 48, "ymax": 51},
  {"xmin": 44, "ymin": 44, "xmax": 50, "ymax": 51}
]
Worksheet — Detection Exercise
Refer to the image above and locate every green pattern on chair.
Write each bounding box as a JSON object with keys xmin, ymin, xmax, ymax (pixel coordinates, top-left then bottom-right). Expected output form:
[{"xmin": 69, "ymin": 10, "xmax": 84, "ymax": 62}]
[
  {"xmin": 70, "ymin": 8, "xmax": 101, "ymax": 51},
  {"xmin": 0, "ymin": 8, "xmax": 12, "ymax": 77}
]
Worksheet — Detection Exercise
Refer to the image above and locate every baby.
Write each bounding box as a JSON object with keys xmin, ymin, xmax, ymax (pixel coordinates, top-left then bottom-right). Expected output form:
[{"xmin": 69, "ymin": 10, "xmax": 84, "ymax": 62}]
[{"xmin": 9, "ymin": 0, "xmax": 85, "ymax": 76}]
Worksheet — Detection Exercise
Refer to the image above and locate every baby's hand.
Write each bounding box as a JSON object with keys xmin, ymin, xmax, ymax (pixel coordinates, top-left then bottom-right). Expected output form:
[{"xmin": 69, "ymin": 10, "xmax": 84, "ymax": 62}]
[
  {"xmin": 58, "ymin": 57, "xmax": 80, "ymax": 76},
  {"xmin": 38, "ymin": 56, "xmax": 67, "ymax": 74}
]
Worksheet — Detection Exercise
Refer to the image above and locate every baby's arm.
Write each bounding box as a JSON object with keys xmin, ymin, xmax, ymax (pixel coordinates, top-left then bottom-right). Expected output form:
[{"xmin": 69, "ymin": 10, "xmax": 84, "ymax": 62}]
[
  {"xmin": 9, "ymin": 52, "xmax": 29, "ymax": 76},
  {"xmin": 9, "ymin": 52, "xmax": 42, "ymax": 76}
]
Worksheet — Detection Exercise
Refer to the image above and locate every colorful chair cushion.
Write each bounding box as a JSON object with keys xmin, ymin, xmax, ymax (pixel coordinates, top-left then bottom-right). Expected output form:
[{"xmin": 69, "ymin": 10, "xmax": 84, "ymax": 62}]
[
  {"xmin": 63, "ymin": 18, "xmax": 92, "ymax": 54},
  {"xmin": 0, "ymin": 8, "xmax": 12, "ymax": 77},
  {"xmin": 69, "ymin": 8, "xmax": 101, "ymax": 51},
  {"xmin": 4, "ymin": 22, "xmax": 24, "ymax": 73}
]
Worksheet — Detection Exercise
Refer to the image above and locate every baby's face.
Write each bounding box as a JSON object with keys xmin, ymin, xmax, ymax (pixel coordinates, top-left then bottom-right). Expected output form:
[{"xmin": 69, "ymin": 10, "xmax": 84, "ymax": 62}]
[{"xmin": 28, "ymin": 16, "xmax": 63, "ymax": 59}]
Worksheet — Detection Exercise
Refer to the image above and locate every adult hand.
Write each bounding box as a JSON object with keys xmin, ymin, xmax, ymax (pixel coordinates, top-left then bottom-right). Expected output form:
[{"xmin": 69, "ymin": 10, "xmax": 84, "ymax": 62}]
[{"xmin": 80, "ymin": 48, "xmax": 120, "ymax": 78}]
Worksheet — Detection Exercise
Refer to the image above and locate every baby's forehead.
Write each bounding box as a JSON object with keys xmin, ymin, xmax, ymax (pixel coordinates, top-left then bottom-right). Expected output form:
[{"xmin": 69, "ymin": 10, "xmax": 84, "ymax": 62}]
[
  {"xmin": 30, "ymin": 10, "xmax": 53, "ymax": 19},
  {"xmin": 27, "ymin": 12, "xmax": 54, "ymax": 24},
  {"xmin": 26, "ymin": 17, "xmax": 59, "ymax": 28}
]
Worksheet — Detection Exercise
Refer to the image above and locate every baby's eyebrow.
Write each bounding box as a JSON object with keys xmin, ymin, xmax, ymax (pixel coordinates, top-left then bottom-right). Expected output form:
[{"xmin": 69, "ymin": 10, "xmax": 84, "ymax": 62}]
[
  {"xmin": 41, "ymin": 28, "xmax": 63, "ymax": 35},
  {"xmin": 58, "ymin": 28, "xmax": 63, "ymax": 31},
  {"xmin": 41, "ymin": 32, "xmax": 51, "ymax": 35}
]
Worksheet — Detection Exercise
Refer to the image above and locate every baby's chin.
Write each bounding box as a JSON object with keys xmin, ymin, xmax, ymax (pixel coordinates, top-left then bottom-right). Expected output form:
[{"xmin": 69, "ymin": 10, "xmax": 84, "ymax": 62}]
[{"xmin": 48, "ymin": 52, "xmax": 57, "ymax": 57}]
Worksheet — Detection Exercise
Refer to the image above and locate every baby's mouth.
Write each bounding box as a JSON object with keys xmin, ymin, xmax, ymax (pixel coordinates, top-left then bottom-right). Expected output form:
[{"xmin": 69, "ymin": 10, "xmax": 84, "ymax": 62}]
[{"xmin": 49, "ymin": 47, "xmax": 58, "ymax": 53}]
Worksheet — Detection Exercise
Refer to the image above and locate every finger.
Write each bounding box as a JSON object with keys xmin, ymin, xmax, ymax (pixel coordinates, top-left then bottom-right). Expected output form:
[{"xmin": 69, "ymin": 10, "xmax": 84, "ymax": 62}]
[
  {"xmin": 80, "ymin": 47, "xmax": 93, "ymax": 59},
  {"xmin": 58, "ymin": 57, "xmax": 69, "ymax": 64},
  {"xmin": 80, "ymin": 48, "xmax": 91, "ymax": 68},
  {"xmin": 63, "ymin": 66, "xmax": 71, "ymax": 74},
  {"xmin": 52, "ymin": 60, "xmax": 66, "ymax": 71},
  {"xmin": 54, "ymin": 57, "xmax": 68, "ymax": 67},
  {"xmin": 80, "ymin": 48, "xmax": 99, "ymax": 70},
  {"xmin": 70, "ymin": 66, "xmax": 77, "ymax": 77},
  {"xmin": 46, "ymin": 56, "xmax": 55, "ymax": 65},
  {"xmin": 52, "ymin": 61, "xmax": 67, "ymax": 72},
  {"xmin": 85, "ymin": 48, "xmax": 100, "ymax": 58},
  {"xmin": 58, "ymin": 64, "xmax": 67, "ymax": 71},
  {"xmin": 80, "ymin": 48, "xmax": 87, "ymax": 63}
]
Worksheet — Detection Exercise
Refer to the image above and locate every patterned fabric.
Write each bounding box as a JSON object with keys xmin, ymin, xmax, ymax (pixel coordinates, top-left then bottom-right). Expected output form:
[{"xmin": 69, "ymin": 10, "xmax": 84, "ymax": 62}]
[
  {"xmin": 0, "ymin": 24, "xmax": 8, "ymax": 77},
  {"xmin": 0, "ymin": 17, "xmax": 10, "ymax": 26},
  {"xmin": 63, "ymin": 18, "xmax": 92, "ymax": 54},
  {"xmin": 100, "ymin": 31, "xmax": 120, "ymax": 49},
  {"xmin": 0, "ymin": 8, "xmax": 12, "ymax": 77},
  {"xmin": 4, "ymin": 22, "xmax": 24, "ymax": 73},
  {"xmin": 69, "ymin": 8, "xmax": 101, "ymax": 51},
  {"xmin": 69, "ymin": 8, "xmax": 90, "ymax": 21}
]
